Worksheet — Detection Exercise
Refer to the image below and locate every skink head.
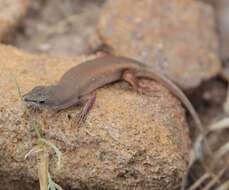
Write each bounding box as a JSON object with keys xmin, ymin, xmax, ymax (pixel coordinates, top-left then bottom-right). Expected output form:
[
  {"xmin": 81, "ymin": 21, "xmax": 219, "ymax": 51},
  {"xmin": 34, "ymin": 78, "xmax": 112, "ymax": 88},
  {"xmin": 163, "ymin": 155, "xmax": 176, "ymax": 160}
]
[{"xmin": 22, "ymin": 85, "xmax": 56, "ymax": 108}]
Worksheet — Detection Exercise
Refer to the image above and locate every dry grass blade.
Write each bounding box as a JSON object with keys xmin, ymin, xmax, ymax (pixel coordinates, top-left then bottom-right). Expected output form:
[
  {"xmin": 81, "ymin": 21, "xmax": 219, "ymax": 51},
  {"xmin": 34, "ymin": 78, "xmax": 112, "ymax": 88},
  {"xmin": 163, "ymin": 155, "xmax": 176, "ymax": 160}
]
[
  {"xmin": 217, "ymin": 180, "xmax": 229, "ymax": 190},
  {"xmin": 38, "ymin": 148, "xmax": 49, "ymax": 190},
  {"xmin": 39, "ymin": 138, "xmax": 63, "ymax": 170},
  {"xmin": 24, "ymin": 145, "xmax": 43, "ymax": 160},
  {"xmin": 202, "ymin": 168, "xmax": 226, "ymax": 190},
  {"xmin": 13, "ymin": 76, "xmax": 22, "ymax": 98},
  {"xmin": 180, "ymin": 136, "xmax": 205, "ymax": 190},
  {"xmin": 209, "ymin": 118, "xmax": 229, "ymax": 131},
  {"xmin": 13, "ymin": 74, "xmax": 29, "ymax": 113},
  {"xmin": 181, "ymin": 128, "xmax": 214, "ymax": 190},
  {"xmin": 188, "ymin": 173, "xmax": 211, "ymax": 190},
  {"xmin": 189, "ymin": 141, "xmax": 229, "ymax": 190},
  {"xmin": 214, "ymin": 141, "xmax": 229, "ymax": 160},
  {"xmin": 180, "ymin": 150, "xmax": 198, "ymax": 190},
  {"xmin": 30, "ymin": 120, "xmax": 42, "ymax": 139},
  {"xmin": 30, "ymin": 120, "xmax": 63, "ymax": 169},
  {"xmin": 193, "ymin": 135, "xmax": 205, "ymax": 160},
  {"xmin": 193, "ymin": 135, "xmax": 216, "ymax": 177}
]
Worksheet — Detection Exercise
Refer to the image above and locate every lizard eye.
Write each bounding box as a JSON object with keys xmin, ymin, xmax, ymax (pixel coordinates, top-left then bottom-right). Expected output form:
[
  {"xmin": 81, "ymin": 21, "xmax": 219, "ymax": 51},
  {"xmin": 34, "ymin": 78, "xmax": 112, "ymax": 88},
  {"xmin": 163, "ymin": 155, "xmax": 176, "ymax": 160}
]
[{"xmin": 39, "ymin": 100, "xmax": 45, "ymax": 104}]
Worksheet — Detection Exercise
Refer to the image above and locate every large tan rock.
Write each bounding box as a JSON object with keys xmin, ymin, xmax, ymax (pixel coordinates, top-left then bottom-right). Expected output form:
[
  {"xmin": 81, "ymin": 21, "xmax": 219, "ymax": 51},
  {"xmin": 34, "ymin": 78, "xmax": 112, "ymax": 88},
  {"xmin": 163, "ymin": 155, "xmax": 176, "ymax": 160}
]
[
  {"xmin": 97, "ymin": 0, "xmax": 221, "ymax": 90},
  {"xmin": 0, "ymin": 0, "xmax": 30, "ymax": 41},
  {"xmin": 205, "ymin": 0, "xmax": 229, "ymax": 61},
  {"xmin": 205, "ymin": 0, "xmax": 229, "ymax": 81},
  {"xmin": 0, "ymin": 45, "xmax": 190, "ymax": 190}
]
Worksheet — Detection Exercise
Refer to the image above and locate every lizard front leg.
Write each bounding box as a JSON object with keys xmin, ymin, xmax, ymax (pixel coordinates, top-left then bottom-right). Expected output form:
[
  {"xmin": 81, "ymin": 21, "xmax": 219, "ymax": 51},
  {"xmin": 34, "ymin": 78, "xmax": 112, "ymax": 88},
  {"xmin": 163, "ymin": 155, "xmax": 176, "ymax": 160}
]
[{"xmin": 73, "ymin": 91, "xmax": 96, "ymax": 126}]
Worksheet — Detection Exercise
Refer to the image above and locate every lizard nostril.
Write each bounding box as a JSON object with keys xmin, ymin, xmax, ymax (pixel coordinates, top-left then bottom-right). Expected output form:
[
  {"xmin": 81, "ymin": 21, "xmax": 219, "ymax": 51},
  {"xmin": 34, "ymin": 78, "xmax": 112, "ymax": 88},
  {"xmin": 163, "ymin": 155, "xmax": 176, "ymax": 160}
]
[{"xmin": 22, "ymin": 96, "xmax": 27, "ymax": 101}]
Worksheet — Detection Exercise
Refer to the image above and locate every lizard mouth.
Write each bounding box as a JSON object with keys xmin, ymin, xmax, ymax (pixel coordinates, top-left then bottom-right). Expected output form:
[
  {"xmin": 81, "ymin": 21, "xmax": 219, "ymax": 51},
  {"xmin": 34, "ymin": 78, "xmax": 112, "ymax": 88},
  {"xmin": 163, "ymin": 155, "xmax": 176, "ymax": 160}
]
[
  {"xmin": 21, "ymin": 97, "xmax": 43, "ymax": 111},
  {"xmin": 24, "ymin": 101, "xmax": 41, "ymax": 111},
  {"xmin": 22, "ymin": 100, "xmax": 46, "ymax": 112},
  {"xmin": 22, "ymin": 95, "xmax": 45, "ymax": 104}
]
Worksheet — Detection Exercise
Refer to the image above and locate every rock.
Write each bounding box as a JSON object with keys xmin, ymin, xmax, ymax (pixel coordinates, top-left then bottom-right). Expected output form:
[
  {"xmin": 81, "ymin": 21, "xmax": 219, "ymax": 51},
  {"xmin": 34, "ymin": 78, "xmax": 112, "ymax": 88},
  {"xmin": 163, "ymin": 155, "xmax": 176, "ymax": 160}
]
[
  {"xmin": 221, "ymin": 62, "xmax": 229, "ymax": 81},
  {"xmin": 13, "ymin": 0, "xmax": 104, "ymax": 56},
  {"xmin": 224, "ymin": 86, "xmax": 229, "ymax": 114},
  {"xmin": 0, "ymin": 0, "xmax": 30, "ymax": 41},
  {"xmin": 204, "ymin": 0, "xmax": 229, "ymax": 81},
  {"xmin": 210, "ymin": 0, "xmax": 229, "ymax": 61},
  {"xmin": 0, "ymin": 44, "xmax": 190, "ymax": 190},
  {"xmin": 97, "ymin": 0, "xmax": 221, "ymax": 90}
]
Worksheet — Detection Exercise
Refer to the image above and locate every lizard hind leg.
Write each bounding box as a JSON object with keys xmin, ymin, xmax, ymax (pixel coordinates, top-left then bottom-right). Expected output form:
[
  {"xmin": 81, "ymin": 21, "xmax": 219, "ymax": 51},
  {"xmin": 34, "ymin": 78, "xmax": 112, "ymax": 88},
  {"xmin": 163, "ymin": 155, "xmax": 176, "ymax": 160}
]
[
  {"xmin": 122, "ymin": 69, "xmax": 145, "ymax": 94},
  {"xmin": 73, "ymin": 91, "xmax": 96, "ymax": 127}
]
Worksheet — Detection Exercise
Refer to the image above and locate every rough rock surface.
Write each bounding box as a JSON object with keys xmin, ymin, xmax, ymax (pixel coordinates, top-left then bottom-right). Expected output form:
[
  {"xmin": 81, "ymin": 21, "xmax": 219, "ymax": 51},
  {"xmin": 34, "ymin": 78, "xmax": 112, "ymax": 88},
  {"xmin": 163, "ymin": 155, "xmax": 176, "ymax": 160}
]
[
  {"xmin": 13, "ymin": 0, "xmax": 105, "ymax": 56},
  {"xmin": 211, "ymin": 0, "xmax": 229, "ymax": 61},
  {"xmin": 0, "ymin": 45, "xmax": 190, "ymax": 190},
  {"xmin": 97, "ymin": 0, "xmax": 221, "ymax": 90},
  {"xmin": 0, "ymin": 0, "xmax": 30, "ymax": 41},
  {"xmin": 209, "ymin": 0, "xmax": 229, "ymax": 81}
]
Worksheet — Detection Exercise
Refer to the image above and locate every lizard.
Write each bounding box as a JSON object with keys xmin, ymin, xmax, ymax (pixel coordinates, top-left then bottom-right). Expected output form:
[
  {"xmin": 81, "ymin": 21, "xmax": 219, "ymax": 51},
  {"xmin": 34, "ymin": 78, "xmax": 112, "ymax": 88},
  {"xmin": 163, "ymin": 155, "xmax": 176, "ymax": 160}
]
[{"xmin": 22, "ymin": 55, "xmax": 203, "ymax": 134}]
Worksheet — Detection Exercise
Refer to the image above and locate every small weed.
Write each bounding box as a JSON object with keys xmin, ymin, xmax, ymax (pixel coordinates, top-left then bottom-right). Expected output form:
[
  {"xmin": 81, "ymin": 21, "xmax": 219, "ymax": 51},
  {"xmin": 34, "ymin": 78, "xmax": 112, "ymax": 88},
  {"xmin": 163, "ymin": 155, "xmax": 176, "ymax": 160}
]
[{"xmin": 14, "ymin": 77, "xmax": 63, "ymax": 190}]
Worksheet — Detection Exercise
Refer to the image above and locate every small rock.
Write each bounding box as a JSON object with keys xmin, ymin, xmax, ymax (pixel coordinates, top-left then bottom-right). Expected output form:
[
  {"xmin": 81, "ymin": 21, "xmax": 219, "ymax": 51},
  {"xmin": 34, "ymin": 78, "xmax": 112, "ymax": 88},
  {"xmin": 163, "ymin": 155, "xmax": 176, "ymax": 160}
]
[
  {"xmin": 0, "ymin": 0, "xmax": 30, "ymax": 41},
  {"xmin": 13, "ymin": 0, "xmax": 104, "ymax": 56},
  {"xmin": 97, "ymin": 0, "xmax": 221, "ymax": 89}
]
